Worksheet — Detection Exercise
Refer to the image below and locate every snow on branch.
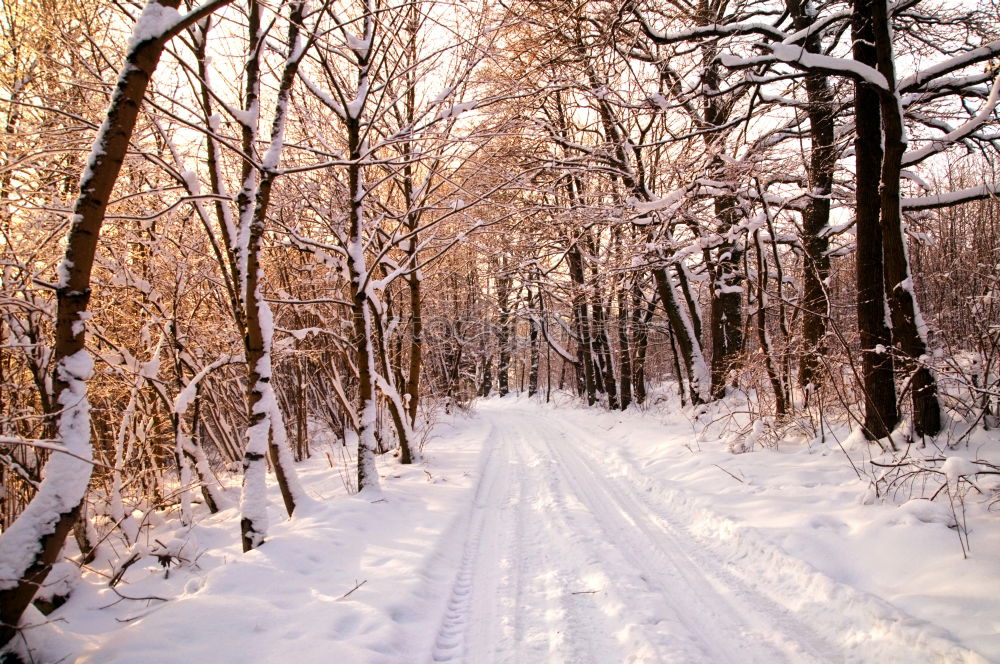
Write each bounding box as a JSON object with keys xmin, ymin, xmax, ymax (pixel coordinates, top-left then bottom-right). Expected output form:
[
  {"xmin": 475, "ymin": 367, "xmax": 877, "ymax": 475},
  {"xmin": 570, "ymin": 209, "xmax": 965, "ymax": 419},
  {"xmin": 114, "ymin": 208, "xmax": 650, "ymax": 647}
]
[
  {"xmin": 0, "ymin": 437, "xmax": 112, "ymax": 468},
  {"xmin": 902, "ymin": 77, "xmax": 1000, "ymax": 167},
  {"xmin": 724, "ymin": 44, "xmax": 890, "ymax": 90},
  {"xmin": 638, "ymin": 19, "xmax": 785, "ymax": 44},
  {"xmin": 173, "ymin": 354, "xmax": 243, "ymax": 415},
  {"xmin": 898, "ymin": 39, "xmax": 1000, "ymax": 92},
  {"xmin": 129, "ymin": 1, "xmax": 182, "ymax": 51},
  {"xmin": 628, "ymin": 188, "xmax": 687, "ymax": 214},
  {"xmin": 131, "ymin": 0, "xmax": 236, "ymax": 53},
  {"xmin": 902, "ymin": 183, "xmax": 1000, "ymax": 210},
  {"xmin": 540, "ymin": 321, "xmax": 579, "ymax": 364}
]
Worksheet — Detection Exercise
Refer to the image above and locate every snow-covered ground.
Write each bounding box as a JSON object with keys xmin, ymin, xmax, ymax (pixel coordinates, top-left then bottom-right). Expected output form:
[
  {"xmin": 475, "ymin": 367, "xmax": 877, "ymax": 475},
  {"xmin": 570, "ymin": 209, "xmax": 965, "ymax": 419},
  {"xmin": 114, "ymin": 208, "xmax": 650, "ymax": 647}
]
[{"xmin": 16, "ymin": 394, "xmax": 1000, "ymax": 663}]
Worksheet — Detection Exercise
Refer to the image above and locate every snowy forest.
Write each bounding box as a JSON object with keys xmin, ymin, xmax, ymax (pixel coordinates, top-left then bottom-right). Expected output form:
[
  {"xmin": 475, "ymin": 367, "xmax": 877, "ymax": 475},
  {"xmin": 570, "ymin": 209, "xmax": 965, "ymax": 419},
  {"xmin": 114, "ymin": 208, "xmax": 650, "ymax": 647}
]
[{"xmin": 1, "ymin": 0, "xmax": 999, "ymax": 661}]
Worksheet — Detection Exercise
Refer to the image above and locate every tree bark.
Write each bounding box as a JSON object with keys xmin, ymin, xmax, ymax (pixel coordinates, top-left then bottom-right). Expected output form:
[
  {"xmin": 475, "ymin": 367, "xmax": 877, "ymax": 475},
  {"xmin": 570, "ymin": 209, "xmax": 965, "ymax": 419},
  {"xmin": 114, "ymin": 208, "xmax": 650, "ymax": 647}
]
[
  {"xmin": 788, "ymin": 0, "xmax": 835, "ymax": 393},
  {"xmin": 853, "ymin": 0, "xmax": 899, "ymax": 440},
  {"xmin": 240, "ymin": 0, "xmax": 310, "ymax": 549},
  {"xmin": 568, "ymin": 242, "xmax": 597, "ymax": 405},
  {"xmin": 496, "ymin": 269, "xmax": 513, "ymax": 397},
  {"xmin": 871, "ymin": 0, "xmax": 942, "ymax": 437},
  {"xmin": 616, "ymin": 280, "xmax": 632, "ymax": 410},
  {"xmin": 753, "ymin": 229, "xmax": 788, "ymax": 416},
  {"xmin": 652, "ymin": 263, "xmax": 709, "ymax": 405},
  {"xmin": 709, "ymin": 194, "xmax": 745, "ymax": 398},
  {"xmin": 630, "ymin": 285, "xmax": 653, "ymax": 405},
  {"xmin": 527, "ymin": 285, "xmax": 541, "ymax": 397}
]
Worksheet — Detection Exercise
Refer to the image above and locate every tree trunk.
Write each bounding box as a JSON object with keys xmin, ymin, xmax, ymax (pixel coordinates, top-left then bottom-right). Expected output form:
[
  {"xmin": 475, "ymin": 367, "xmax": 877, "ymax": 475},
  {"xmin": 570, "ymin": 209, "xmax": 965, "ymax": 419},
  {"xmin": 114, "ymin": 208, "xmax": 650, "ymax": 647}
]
[
  {"xmin": 371, "ymin": 305, "xmax": 413, "ymax": 464},
  {"xmin": 871, "ymin": 0, "xmax": 942, "ymax": 437},
  {"xmin": 652, "ymin": 263, "xmax": 709, "ymax": 404},
  {"xmin": 590, "ymin": 291, "xmax": 619, "ymax": 409},
  {"xmin": 240, "ymin": 0, "xmax": 310, "ymax": 549},
  {"xmin": 568, "ymin": 243, "xmax": 597, "ymax": 405},
  {"xmin": 527, "ymin": 286, "xmax": 540, "ymax": 397},
  {"xmin": 709, "ymin": 194, "xmax": 745, "ymax": 398},
  {"xmin": 0, "ymin": 0, "xmax": 229, "ymax": 649},
  {"xmin": 496, "ymin": 270, "xmax": 513, "ymax": 397},
  {"xmin": 405, "ymin": 268, "xmax": 423, "ymax": 425},
  {"xmin": 616, "ymin": 281, "xmax": 632, "ymax": 410},
  {"xmin": 753, "ymin": 229, "xmax": 788, "ymax": 416},
  {"xmin": 789, "ymin": 0, "xmax": 835, "ymax": 394},
  {"xmin": 479, "ymin": 357, "xmax": 493, "ymax": 397},
  {"xmin": 630, "ymin": 286, "xmax": 653, "ymax": 405},
  {"xmin": 853, "ymin": 0, "xmax": 899, "ymax": 440}
]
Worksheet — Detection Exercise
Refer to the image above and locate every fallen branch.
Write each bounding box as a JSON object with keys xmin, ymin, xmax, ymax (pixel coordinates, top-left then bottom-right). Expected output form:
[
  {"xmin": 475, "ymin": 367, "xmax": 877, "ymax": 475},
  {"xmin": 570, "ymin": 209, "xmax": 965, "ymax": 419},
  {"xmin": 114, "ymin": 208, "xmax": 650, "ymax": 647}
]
[
  {"xmin": 339, "ymin": 579, "xmax": 367, "ymax": 600},
  {"xmin": 713, "ymin": 464, "xmax": 745, "ymax": 483}
]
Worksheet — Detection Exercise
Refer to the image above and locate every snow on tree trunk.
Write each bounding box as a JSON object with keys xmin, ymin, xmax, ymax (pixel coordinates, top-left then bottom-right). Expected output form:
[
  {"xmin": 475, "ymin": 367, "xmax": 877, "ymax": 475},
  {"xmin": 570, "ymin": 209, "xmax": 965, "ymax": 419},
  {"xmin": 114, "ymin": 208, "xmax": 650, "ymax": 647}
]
[
  {"xmin": 239, "ymin": 0, "xmax": 311, "ymax": 549},
  {"xmin": 652, "ymin": 263, "xmax": 711, "ymax": 405},
  {"xmin": 405, "ymin": 264, "xmax": 423, "ymax": 428},
  {"xmin": 709, "ymin": 194, "xmax": 745, "ymax": 399},
  {"xmin": 342, "ymin": 4, "xmax": 382, "ymax": 494},
  {"xmin": 789, "ymin": 0, "xmax": 836, "ymax": 395},
  {"xmin": 174, "ymin": 355, "xmax": 237, "ymax": 514},
  {"xmin": 0, "ymin": 0, "xmax": 233, "ymax": 649}
]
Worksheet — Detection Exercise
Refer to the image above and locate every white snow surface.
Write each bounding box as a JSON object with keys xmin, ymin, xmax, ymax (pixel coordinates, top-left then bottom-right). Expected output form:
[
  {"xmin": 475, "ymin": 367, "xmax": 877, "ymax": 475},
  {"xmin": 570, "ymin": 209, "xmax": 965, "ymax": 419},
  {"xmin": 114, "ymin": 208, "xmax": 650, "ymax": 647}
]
[
  {"xmin": 18, "ymin": 395, "xmax": 1000, "ymax": 663},
  {"xmin": 128, "ymin": 1, "xmax": 181, "ymax": 52}
]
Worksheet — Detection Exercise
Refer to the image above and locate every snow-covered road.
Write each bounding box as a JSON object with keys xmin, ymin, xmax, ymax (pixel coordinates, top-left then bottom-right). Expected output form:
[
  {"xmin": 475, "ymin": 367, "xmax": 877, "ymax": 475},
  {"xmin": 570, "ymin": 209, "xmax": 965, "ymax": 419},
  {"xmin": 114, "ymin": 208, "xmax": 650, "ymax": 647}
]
[
  {"xmin": 419, "ymin": 401, "xmax": 990, "ymax": 664},
  {"xmin": 430, "ymin": 407, "xmax": 833, "ymax": 663}
]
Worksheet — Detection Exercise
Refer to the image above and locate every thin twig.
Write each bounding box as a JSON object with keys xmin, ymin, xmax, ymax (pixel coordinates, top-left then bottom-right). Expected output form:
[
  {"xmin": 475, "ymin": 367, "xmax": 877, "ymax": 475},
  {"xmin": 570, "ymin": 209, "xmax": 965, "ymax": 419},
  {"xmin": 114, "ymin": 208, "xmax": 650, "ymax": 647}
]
[
  {"xmin": 712, "ymin": 464, "xmax": 744, "ymax": 483},
  {"xmin": 339, "ymin": 579, "xmax": 367, "ymax": 600}
]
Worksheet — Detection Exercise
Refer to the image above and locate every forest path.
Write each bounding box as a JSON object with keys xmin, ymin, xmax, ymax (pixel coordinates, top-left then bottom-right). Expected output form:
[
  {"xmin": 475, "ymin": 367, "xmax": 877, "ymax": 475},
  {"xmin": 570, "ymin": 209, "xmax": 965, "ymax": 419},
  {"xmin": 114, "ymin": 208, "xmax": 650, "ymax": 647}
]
[
  {"xmin": 57, "ymin": 399, "xmax": 994, "ymax": 664},
  {"xmin": 425, "ymin": 400, "xmax": 840, "ymax": 664}
]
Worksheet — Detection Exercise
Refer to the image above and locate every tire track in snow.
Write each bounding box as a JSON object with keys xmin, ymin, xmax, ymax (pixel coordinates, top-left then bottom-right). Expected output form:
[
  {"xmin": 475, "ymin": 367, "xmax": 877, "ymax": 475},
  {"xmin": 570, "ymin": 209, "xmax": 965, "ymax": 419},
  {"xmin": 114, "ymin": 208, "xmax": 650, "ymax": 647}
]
[
  {"xmin": 533, "ymin": 419, "xmax": 834, "ymax": 663},
  {"xmin": 429, "ymin": 430, "xmax": 512, "ymax": 662},
  {"xmin": 428, "ymin": 403, "xmax": 984, "ymax": 663},
  {"xmin": 425, "ymin": 404, "xmax": 985, "ymax": 664},
  {"xmin": 429, "ymin": 412, "xmax": 650, "ymax": 663},
  {"xmin": 511, "ymin": 427, "xmax": 648, "ymax": 663},
  {"xmin": 557, "ymin": 415, "xmax": 990, "ymax": 664}
]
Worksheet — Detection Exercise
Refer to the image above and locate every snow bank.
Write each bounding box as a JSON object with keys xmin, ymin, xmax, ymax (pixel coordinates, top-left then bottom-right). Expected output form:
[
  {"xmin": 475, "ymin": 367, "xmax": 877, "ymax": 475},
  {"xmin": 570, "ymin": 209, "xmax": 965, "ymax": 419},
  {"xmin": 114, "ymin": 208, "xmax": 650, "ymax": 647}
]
[{"xmin": 19, "ymin": 413, "xmax": 492, "ymax": 664}]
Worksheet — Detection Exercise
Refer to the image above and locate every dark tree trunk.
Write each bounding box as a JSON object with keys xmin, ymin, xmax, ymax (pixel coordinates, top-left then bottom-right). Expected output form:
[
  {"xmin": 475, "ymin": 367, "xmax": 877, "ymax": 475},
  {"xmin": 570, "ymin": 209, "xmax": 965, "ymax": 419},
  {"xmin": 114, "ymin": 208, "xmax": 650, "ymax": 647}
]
[
  {"xmin": 616, "ymin": 282, "xmax": 632, "ymax": 410},
  {"xmin": 753, "ymin": 230, "xmax": 788, "ymax": 416},
  {"xmin": 853, "ymin": 0, "xmax": 899, "ymax": 440},
  {"xmin": 652, "ymin": 264, "xmax": 708, "ymax": 405},
  {"xmin": 479, "ymin": 358, "xmax": 493, "ymax": 397},
  {"xmin": 527, "ymin": 286, "xmax": 540, "ymax": 397},
  {"xmin": 590, "ymin": 292, "xmax": 619, "ymax": 409},
  {"xmin": 568, "ymin": 243, "xmax": 597, "ymax": 405},
  {"xmin": 789, "ymin": 0, "xmax": 836, "ymax": 393},
  {"xmin": 871, "ymin": 0, "xmax": 942, "ymax": 438},
  {"xmin": 709, "ymin": 194, "xmax": 745, "ymax": 398},
  {"xmin": 667, "ymin": 324, "xmax": 688, "ymax": 406},
  {"xmin": 496, "ymin": 270, "xmax": 513, "ymax": 397},
  {"xmin": 405, "ymin": 268, "xmax": 423, "ymax": 424},
  {"xmin": 630, "ymin": 286, "xmax": 653, "ymax": 405}
]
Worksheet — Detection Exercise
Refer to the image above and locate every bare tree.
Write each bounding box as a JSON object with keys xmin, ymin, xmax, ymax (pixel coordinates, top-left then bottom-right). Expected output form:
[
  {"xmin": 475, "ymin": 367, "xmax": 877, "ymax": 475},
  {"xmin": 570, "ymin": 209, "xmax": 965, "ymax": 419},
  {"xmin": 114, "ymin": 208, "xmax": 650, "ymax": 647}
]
[{"xmin": 0, "ymin": 0, "xmax": 233, "ymax": 649}]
